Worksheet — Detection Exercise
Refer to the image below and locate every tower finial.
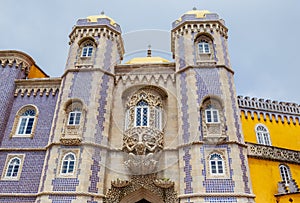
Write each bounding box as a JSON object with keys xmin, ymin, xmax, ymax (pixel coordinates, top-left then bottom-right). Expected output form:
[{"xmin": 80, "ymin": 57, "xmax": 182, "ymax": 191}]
[
  {"xmin": 101, "ymin": 11, "xmax": 105, "ymax": 15},
  {"xmin": 193, "ymin": 7, "xmax": 197, "ymax": 10},
  {"xmin": 147, "ymin": 45, "xmax": 152, "ymax": 57}
]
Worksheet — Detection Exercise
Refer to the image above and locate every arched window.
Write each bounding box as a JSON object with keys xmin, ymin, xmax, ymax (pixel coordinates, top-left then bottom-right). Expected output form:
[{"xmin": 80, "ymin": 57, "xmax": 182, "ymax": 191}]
[
  {"xmin": 255, "ymin": 124, "xmax": 271, "ymax": 145},
  {"xmin": 209, "ymin": 153, "xmax": 224, "ymax": 175},
  {"xmin": 5, "ymin": 157, "xmax": 21, "ymax": 178},
  {"xmin": 11, "ymin": 105, "xmax": 39, "ymax": 138},
  {"xmin": 61, "ymin": 153, "xmax": 76, "ymax": 175},
  {"xmin": 68, "ymin": 109, "xmax": 82, "ymax": 125},
  {"xmin": 135, "ymin": 100, "xmax": 149, "ymax": 127},
  {"xmin": 17, "ymin": 109, "xmax": 36, "ymax": 135},
  {"xmin": 279, "ymin": 164, "xmax": 292, "ymax": 185},
  {"xmin": 195, "ymin": 34, "xmax": 214, "ymax": 61},
  {"xmin": 81, "ymin": 42, "xmax": 93, "ymax": 57},
  {"xmin": 65, "ymin": 101, "xmax": 83, "ymax": 126},
  {"xmin": 205, "ymin": 105, "xmax": 219, "ymax": 123}
]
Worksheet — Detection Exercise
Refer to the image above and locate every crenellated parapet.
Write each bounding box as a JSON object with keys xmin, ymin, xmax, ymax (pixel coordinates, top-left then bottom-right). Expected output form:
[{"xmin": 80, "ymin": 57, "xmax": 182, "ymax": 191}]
[
  {"xmin": 0, "ymin": 50, "xmax": 35, "ymax": 71},
  {"xmin": 14, "ymin": 78, "xmax": 61, "ymax": 97},
  {"xmin": 238, "ymin": 95, "xmax": 300, "ymax": 124}
]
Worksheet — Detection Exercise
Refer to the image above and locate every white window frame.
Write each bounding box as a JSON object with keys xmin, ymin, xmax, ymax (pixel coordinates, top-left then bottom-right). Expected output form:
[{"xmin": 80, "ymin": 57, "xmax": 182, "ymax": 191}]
[
  {"xmin": 60, "ymin": 153, "xmax": 76, "ymax": 175},
  {"xmin": 255, "ymin": 124, "xmax": 271, "ymax": 146},
  {"xmin": 134, "ymin": 100, "xmax": 150, "ymax": 127},
  {"xmin": 67, "ymin": 111, "xmax": 82, "ymax": 126},
  {"xmin": 209, "ymin": 153, "xmax": 224, "ymax": 175},
  {"xmin": 5, "ymin": 157, "xmax": 21, "ymax": 179},
  {"xmin": 205, "ymin": 108, "xmax": 220, "ymax": 123},
  {"xmin": 198, "ymin": 42, "xmax": 210, "ymax": 54},
  {"xmin": 16, "ymin": 109, "xmax": 36, "ymax": 135},
  {"xmin": 279, "ymin": 164, "xmax": 292, "ymax": 185},
  {"xmin": 81, "ymin": 45, "xmax": 93, "ymax": 57}
]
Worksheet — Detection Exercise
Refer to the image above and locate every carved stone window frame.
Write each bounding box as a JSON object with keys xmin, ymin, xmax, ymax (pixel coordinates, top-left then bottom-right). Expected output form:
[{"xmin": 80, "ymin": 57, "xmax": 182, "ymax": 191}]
[
  {"xmin": 125, "ymin": 90, "xmax": 163, "ymax": 131},
  {"xmin": 200, "ymin": 97, "xmax": 226, "ymax": 142},
  {"xmin": 194, "ymin": 33, "xmax": 214, "ymax": 62},
  {"xmin": 205, "ymin": 150, "xmax": 229, "ymax": 179},
  {"xmin": 1, "ymin": 154, "xmax": 25, "ymax": 181},
  {"xmin": 61, "ymin": 99, "xmax": 86, "ymax": 145},
  {"xmin": 10, "ymin": 104, "xmax": 39, "ymax": 138},
  {"xmin": 77, "ymin": 37, "xmax": 97, "ymax": 64}
]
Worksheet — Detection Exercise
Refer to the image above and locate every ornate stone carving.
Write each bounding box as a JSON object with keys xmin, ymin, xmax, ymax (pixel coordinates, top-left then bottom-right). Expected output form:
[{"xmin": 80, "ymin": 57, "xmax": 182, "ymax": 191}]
[
  {"xmin": 105, "ymin": 174, "xmax": 177, "ymax": 203},
  {"xmin": 60, "ymin": 137, "xmax": 82, "ymax": 146},
  {"xmin": 111, "ymin": 179, "xmax": 131, "ymax": 188},
  {"xmin": 247, "ymin": 142, "xmax": 300, "ymax": 164}
]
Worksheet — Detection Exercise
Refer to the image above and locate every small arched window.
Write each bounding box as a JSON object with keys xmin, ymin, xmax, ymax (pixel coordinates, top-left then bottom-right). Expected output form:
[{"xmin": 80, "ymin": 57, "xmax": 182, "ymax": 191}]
[
  {"xmin": 68, "ymin": 108, "xmax": 82, "ymax": 125},
  {"xmin": 81, "ymin": 42, "xmax": 93, "ymax": 57},
  {"xmin": 61, "ymin": 153, "xmax": 76, "ymax": 175},
  {"xmin": 198, "ymin": 41, "xmax": 210, "ymax": 54},
  {"xmin": 209, "ymin": 153, "xmax": 224, "ymax": 175},
  {"xmin": 279, "ymin": 164, "xmax": 292, "ymax": 185},
  {"xmin": 65, "ymin": 101, "xmax": 83, "ymax": 126},
  {"xmin": 135, "ymin": 100, "xmax": 149, "ymax": 127},
  {"xmin": 205, "ymin": 105, "xmax": 219, "ymax": 123},
  {"xmin": 255, "ymin": 124, "xmax": 271, "ymax": 145},
  {"xmin": 5, "ymin": 157, "xmax": 21, "ymax": 178}
]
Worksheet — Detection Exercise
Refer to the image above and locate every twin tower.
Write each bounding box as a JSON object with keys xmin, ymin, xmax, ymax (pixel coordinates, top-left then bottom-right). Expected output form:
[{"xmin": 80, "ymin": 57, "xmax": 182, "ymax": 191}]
[{"xmin": 0, "ymin": 9, "xmax": 255, "ymax": 203}]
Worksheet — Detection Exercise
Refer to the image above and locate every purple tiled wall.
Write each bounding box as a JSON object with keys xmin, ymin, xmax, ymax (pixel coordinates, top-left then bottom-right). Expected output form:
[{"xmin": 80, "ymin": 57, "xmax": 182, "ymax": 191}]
[
  {"xmin": 1, "ymin": 93, "xmax": 58, "ymax": 148},
  {"xmin": 0, "ymin": 151, "xmax": 45, "ymax": 194},
  {"xmin": 0, "ymin": 197, "xmax": 36, "ymax": 203},
  {"xmin": 0, "ymin": 65, "xmax": 25, "ymax": 142}
]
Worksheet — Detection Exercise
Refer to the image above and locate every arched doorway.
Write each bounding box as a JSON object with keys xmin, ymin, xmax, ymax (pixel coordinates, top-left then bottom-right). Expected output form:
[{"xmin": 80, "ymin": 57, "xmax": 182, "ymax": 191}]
[
  {"xmin": 120, "ymin": 188, "xmax": 164, "ymax": 203},
  {"xmin": 136, "ymin": 199, "xmax": 150, "ymax": 203}
]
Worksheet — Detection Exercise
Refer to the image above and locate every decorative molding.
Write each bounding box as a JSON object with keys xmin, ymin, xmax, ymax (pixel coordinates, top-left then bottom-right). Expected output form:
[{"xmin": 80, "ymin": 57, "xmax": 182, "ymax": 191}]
[
  {"xmin": 116, "ymin": 73, "xmax": 175, "ymax": 84},
  {"xmin": 246, "ymin": 142, "xmax": 300, "ymax": 164},
  {"xmin": 14, "ymin": 78, "xmax": 61, "ymax": 97},
  {"xmin": 238, "ymin": 95, "xmax": 300, "ymax": 124},
  {"xmin": 0, "ymin": 50, "xmax": 34, "ymax": 71}
]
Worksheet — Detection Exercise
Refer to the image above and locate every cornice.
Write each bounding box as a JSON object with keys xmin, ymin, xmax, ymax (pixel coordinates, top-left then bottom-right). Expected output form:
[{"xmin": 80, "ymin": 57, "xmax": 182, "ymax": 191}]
[
  {"xmin": 14, "ymin": 78, "xmax": 61, "ymax": 97},
  {"xmin": 238, "ymin": 96, "xmax": 300, "ymax": 124},
  {"xmin": 0, "ymin": 50, "xmax": 35, "ymax": 71}
]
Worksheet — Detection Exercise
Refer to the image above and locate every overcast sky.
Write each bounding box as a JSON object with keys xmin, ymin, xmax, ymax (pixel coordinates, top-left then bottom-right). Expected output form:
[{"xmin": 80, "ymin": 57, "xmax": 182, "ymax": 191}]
[{"xmin": 1, "ymin": 0, "xmax": 300, "ymax": 103}]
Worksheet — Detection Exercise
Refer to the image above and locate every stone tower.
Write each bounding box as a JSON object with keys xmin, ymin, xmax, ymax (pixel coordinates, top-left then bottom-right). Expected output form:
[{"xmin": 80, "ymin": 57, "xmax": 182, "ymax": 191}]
[
  {"xmin": 170, "ymin": 9, "xmax": 255, "ymax": 202},
  {"xmin": 37, "ymin": 13, "xmax": 124, "ymax": 202}
]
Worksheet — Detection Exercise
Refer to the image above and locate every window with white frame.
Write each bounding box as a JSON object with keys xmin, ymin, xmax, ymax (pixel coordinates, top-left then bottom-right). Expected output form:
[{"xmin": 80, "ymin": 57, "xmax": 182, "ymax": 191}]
[
  {"xmin": 205, "ymin": 106, "xmax": 219, "ymax": 123},
  {"xmin": 135, "ymin": 100, "xmax": 149, "ymax": 127},
  {"xmin": 279, "ymin": 164, "xmax": 292, "ymax": 185},
  {"xmin": 17, "ymin": 109, "xmax": 36, "ymax": 135},
  {"xmin": 81, "ymin": 43, "xmax": 93, "ymax": 57},
  {"xmin": 198, "ymin": 42, "xmax": 210, "ymax": 54},
  {"xmin": 61, "ymin": 153, "xmax": 76, "ymax": 175},
  {"xmin": 209, "ymin": 153, "xmax": 224, "ymax": 175},
  {"xmin": 255, "ymin": 124, "xmax": 271, "ymax": 145},
  {"xmin": 5, "ymin": 157, "xmax": 21, "ymax": 178},
  {"xmin": 68, "ymin": 110, "xmax": 81, "ymax": 125}
]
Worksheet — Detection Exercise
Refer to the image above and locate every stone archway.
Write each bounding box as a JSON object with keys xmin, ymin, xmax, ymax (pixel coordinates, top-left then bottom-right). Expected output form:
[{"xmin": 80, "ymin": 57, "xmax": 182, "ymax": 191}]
[{"xmin": 104, "ymin": 174, "xmax": 178, "ymax": 203}]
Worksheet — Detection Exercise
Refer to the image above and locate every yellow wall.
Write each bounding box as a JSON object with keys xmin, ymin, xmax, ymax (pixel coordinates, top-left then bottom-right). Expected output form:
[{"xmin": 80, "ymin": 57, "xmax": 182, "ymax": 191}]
[
  {"xmin": 241, "ymin": 111, "xmax": 300, "ymax": 151},
  {"xmin": 249, "ymin": 158, "xmax": 300, "ymax": 203},
  {"xmin": 241, "ymin": 111, "xmax": 300, "ymax": 202}
]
